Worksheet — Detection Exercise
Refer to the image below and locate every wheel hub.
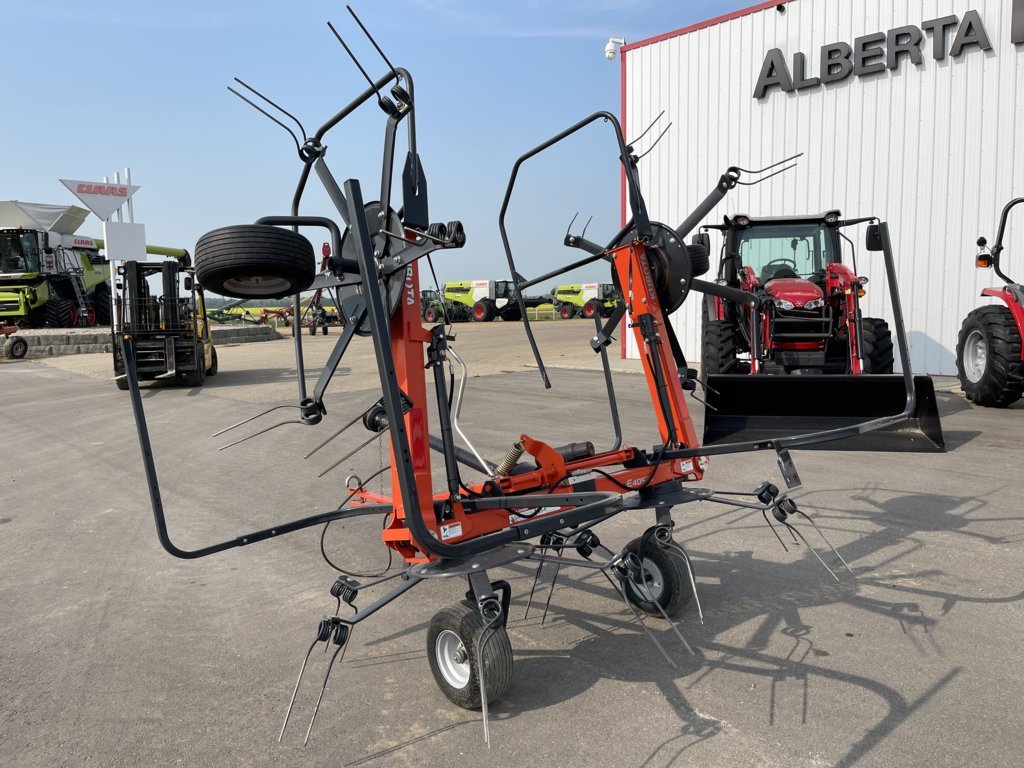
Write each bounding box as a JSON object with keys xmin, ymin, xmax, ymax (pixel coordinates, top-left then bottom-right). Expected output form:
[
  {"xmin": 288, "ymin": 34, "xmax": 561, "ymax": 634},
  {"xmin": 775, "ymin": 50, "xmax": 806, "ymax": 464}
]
[
  {"xmin": 634, "ymin": 558, "xmax": 665, "ymax": 601},
  {"xmin": 435, "ymin": 629, "xmax": 471, "ymax": 689},
  {"xmin": 964, "ymin": 329, "xmax": 988, "ymax": 383}
]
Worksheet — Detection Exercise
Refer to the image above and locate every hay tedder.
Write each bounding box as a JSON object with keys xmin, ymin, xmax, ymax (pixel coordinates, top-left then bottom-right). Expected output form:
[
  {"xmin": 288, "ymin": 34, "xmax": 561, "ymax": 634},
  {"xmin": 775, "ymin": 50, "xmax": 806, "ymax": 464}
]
[{"xmin": 121, "ymin": 8, "xmax": 941, "ymax": 749}]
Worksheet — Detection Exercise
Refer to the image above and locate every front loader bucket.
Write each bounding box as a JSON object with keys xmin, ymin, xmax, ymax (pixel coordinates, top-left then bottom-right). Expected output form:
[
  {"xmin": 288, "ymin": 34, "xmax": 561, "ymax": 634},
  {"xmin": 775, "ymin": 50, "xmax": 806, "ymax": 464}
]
[{"xmin": 703, "ymin": 374, "xmax": 945, "ymax": 452}]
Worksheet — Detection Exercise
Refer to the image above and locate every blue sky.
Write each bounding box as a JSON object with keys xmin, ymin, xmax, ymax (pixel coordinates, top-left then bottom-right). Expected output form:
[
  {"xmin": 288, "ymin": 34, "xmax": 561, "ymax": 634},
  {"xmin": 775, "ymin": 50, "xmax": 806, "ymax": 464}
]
[{"xmin": 2, "ymin": 0, "xmax": 751, "ymax": 289}]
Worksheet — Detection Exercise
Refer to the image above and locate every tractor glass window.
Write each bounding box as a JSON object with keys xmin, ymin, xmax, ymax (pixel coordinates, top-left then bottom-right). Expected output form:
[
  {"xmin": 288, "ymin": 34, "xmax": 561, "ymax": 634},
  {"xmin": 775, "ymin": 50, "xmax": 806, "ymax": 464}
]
[
  {"xmin": 1, "ymin": 233, "xmax": 32, "ymax": 272},
  {"xmin": 495, "ymin": 282, "xmax": 515, "ymax": 300},
  {"xmin": 736, "ymin": 224, "xmax": 834, "ymax": 283}
]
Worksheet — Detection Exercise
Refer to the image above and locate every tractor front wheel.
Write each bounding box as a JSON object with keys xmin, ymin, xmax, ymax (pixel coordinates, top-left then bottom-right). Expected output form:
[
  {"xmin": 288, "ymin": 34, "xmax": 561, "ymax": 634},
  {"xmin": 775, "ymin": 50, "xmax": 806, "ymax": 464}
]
[
  {"xmin": 424, "ymin": 306, "xmax": 439, "ymax": 323},
  {"xmin": 957, "ymin": 306, "xmax": 1024, "ymax": 407},
  {"xmin": 558, "ymin": 304, "xmax": 576, "ymax": 320},
  {"xmin": 860, "ymin": 317, "xmax": 894, "ymax": 374},
  {"xmin": 582, "ymin": 299, "xmax": 602, "ymax": 319},
  {"xmin": 427, "ymin": 601, "xmax": 513, "ymax": 710}
]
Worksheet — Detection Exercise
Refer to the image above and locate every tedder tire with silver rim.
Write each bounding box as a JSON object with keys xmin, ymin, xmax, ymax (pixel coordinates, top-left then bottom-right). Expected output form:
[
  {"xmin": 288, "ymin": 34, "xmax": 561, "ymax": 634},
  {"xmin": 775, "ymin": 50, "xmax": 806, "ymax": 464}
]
[
  {"xmin": 957, "ymin": 305, "xmax": 1024, "ymax": 407},
  {"xmin": 621, "ymin": 538, "xmax": 693, "ymax": 619},
  {"xmin": 426, "ymin": 600, "xmax": 513, "ymax": 709}
]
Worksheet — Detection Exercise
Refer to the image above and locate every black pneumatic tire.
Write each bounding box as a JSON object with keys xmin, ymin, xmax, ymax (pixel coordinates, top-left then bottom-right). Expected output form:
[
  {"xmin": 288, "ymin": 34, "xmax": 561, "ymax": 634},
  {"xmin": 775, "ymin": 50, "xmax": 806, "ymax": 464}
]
[
  {"xmin": 426, "ymin": 600, "xmax": 513, "ymax": 710},
  {"xmin": 701, "ymin": 317, "xmax": 740, "ymax": 376},
  {"xmin": 195, "ymin": 225, "xmax": 315, "ymax": 300},
  {"xmin": 92, "ymin": 282, "xmax": 112, "ymax": 326},
  {"xmin": 45, "ymin": 298, "xmax": 76, "ymax": 328},
  {"xmin": 207, "ymin": 347, "xmax": 218, "ymax": 376},
  {"xmin": 860, "ymin": 317, "xmax": 894, "ymax": 374},
  {"xmin": 957, "ymin": 305, "xmax": 1024, "ymax": 407},
  {"xmin": 9, "ymin": 337, "xmax": 28, "ymax": 359},
  {"xmin": 621, "ymin": 538, "xmax": 693, "ymax": 619},
  {"xmin": 582, "ymin": 299, "xmax": 602, "ymax": 319}
]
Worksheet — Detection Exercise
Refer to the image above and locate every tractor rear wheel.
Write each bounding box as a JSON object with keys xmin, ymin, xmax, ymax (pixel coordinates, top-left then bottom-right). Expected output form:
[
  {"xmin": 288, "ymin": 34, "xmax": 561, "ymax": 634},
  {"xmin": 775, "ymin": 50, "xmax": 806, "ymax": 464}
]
[
  {"xmin": 424, "ymin": 306, "xmax": 439, "ymax": 323},
  {"xmin": 500, "ymin": 305, "xmax": 522, "ymax": 322},
  {"xmin": 956, "ymin": 306, "xmax": 1024, "ymax": 407},
  {"xmin": 860, "ymin": 317, "xmax": 894, "ymax": 374},
  {"xmin": 582, "ymin": 299, "xmax": 602, "ymax": 319},
  {"xmin": 701, "ymin": 319, "xmax": 741, "ymax": 376},
  {"xmin": 195, "ymin": 225, "xmax": 315, "ymax": 300},
  {"xmin": 427, "ymin": 600, "xmax": 513, "ymax": 710},
  {"xmin": 472, "ymin": 301, "xmax": 495, "ymax": 322}
]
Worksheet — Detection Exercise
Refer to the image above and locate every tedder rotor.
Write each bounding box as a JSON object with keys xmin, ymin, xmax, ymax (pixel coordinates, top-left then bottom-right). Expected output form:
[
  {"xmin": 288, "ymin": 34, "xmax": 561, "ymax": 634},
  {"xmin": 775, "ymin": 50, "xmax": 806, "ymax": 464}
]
[{"xmin": 119, "ymin": 6, "xmax": 940, "ymax": 750}]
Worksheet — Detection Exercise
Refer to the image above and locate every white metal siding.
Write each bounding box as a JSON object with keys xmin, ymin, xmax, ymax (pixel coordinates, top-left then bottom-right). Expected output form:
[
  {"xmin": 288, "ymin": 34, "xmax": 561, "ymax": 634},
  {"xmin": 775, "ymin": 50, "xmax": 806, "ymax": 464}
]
[{"xmin": 624, "ymin": 0, "xmax": 1023, "ymax": 374}]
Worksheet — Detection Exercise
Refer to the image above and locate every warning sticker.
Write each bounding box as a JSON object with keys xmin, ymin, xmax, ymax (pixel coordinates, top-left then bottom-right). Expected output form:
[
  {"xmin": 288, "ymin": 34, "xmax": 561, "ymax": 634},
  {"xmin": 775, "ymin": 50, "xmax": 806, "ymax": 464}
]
[{"xmin": 440, "ymin": 522, "xmax": 463, "ymax": 540}]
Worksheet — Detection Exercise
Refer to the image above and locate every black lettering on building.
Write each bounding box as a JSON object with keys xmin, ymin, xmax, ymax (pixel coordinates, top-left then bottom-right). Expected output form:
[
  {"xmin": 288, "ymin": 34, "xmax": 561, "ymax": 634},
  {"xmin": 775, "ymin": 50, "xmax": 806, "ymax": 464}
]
[
  {"xmin": 949, "ymin": 10, "xmax": 992, "ymax": 57},
  {"xmin": 753, "ymin": 48, "xmax": 794, "ymax": 99}
]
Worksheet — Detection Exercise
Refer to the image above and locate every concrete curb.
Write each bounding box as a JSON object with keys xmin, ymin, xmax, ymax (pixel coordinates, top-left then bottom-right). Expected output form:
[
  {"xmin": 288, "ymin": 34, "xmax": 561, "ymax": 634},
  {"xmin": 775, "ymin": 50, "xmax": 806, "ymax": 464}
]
[{"xmin": 1, "ymin": 324, "xmax": 281, "ymax": 360}]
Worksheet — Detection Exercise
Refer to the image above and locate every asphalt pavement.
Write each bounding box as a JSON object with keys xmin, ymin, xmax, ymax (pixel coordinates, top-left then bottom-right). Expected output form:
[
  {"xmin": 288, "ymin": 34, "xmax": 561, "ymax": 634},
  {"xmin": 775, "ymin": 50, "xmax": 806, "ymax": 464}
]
[{"xmin": 1, "ymin": 322, "xmax": 1021, "ymax": 767}]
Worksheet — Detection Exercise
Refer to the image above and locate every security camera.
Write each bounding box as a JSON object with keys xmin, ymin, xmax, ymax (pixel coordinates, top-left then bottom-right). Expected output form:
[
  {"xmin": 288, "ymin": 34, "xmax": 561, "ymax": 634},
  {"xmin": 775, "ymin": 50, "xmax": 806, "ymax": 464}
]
[{"xmin": 604, "ymin": 37, "xmax": 625, "ymax": 61}]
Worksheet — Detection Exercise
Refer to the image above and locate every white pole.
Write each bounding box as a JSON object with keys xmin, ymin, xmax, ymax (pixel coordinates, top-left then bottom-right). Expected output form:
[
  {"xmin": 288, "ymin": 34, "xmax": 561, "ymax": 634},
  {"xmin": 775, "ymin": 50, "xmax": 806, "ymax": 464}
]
[
  {"xmin": 125, "ymin": 167, "xmax": 134, "ymax": 224},
  {"xmin": 114, "ymin": 171, "xmax": 123, "ymax": 222}
]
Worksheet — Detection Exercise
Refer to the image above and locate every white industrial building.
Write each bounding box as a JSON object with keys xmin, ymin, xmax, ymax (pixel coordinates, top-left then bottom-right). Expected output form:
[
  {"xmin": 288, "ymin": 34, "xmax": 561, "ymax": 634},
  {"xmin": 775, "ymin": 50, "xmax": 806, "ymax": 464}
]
[{"xmin": 620, "ymin": 0, "xmax": 1023, "ymax": 374}]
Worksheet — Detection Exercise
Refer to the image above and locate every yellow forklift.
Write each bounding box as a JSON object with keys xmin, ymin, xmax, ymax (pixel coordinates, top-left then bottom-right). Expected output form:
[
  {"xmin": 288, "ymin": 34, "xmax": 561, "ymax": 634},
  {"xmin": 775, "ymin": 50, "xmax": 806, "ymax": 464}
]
[{"xmin": 112, "ymin": 255, "xmax": 217, "ymax": 389}]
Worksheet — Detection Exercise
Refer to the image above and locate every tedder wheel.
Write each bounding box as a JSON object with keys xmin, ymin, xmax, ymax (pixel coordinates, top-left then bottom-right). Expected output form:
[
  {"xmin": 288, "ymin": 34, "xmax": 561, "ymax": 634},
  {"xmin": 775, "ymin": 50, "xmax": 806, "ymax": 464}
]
[
  {"xmin": 582, "ymin": 300, "xmax": 602, "ymax": 319},
  {"xmin": 9, "ymin": 337, "xmax": 29, "ymax": 359},
  {"xmin": 957, "ymin": 305, "xmax": 1024, "ymax": 407},
  {"xmin": 621, "ymin": 538, "xmax": 693, "ymax": 619},
  {"xmin": 860, "ymin": 317, "xmax": 894, "ymax": 374},
  {"xmin": 558, "ymin": 304, "xmax": 575, "ymax": 320},
  {"xmin": 426, "ymin": 600, "xmax": 513, "ymax": 710},
  {"xmin": 195, "ymin": 225, "xmax": 316, "ymax": 300},
  {"xmin": 207, "ymin": 347, "xmax": 219, "ymax": 376}
]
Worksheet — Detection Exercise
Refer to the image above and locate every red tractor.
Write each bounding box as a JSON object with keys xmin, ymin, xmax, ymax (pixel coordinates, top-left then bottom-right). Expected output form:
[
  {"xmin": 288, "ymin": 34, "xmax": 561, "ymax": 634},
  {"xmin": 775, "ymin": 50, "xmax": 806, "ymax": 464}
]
[
  {"xmin": 700, "ymin": 210, "xmax": 943, "ymax": 451},
  {"xmin": 702, "ymin": 211, "xmax": 892, "ymax": 376},
  {"xmin": 956, "ymin": 198, "xmax": 1024, "ymax": 407}
]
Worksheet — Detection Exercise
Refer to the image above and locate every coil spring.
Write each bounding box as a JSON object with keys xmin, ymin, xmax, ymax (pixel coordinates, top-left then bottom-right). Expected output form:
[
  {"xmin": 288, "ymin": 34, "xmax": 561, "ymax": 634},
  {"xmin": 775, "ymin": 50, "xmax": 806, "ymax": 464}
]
[
  {"xmin": 445, "ymin": 220, "xmax": 466, "ymax": 248},
  {"xmin": 495, "ymin": 440, "xmax": 525, "ymax": 476},
  {"xmin": 330, "ymin": 577, "xmax": 359, "ymax": 607},
  {"xmin": 426, "ymin": 222, "xmax": 448, "ymax": 243}
]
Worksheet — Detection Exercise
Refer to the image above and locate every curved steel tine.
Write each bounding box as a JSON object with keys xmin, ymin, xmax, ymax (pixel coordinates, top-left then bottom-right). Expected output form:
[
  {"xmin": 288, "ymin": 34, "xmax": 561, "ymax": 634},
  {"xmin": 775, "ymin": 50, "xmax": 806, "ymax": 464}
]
[
  {"xmin": 218, "ymin": 419, "xmax": 302, "ymax": 450},
  {"xmin": 579, "ymin": 215, "xmax": 594, "ymax": 240},
  {"xmin": 792, "ymin": 507, "xmax": 853, "ymax": 574},
  {"xmin": 212, "ymin": 403, "xmax": 298, "ymax": 438},
  {"xmin": 475, "ymin": 611, "xmax": 502, "ymax": 748},
  {"xmin": 601, "ymin": 570, "xmax": 676, "ymax": 669},
  {"xmin": 782, "ymin": 520, "xmax": 840, "ymax": 583},
  {"xmin": 540, "ymin": 561, "xmax": 561, "ymax": 626},
  {"xmin": 665, "ymin": 541, "xmax": 704, "ymax": 625},
  {"xmin": 634, "ymin": 122, "xmax": 672, "ymax": 162},
  {"xmin": 304, "ymin": 638, "xmax": 351, "ymax": 745},
  {"xmin": 736, "ymin": 163, "xmax": 799, "ymax": 186},
  {"xmin": 226, "ymin": 86, "xmax": 302, "ymax": 157},
  {"xmin": 316, "ymin": 431, "xmax": 385, "ymax": 478},
  {"xmin": 637, "ymin": 560, "xmax": 694, "ymax": 655},
  {"xmin": 524, "ymin": 561, "xmax": 544, "ymax": 620},
  {"xmin": 732, "ymin": 152, "xmax": 804, "ymax": 175},
  {"xmin": 762, "ymin": 508, "xmax": 790, "ymax": 552},
  {"xmin": 305, "ymin": 409, "xmax": 366, "ymax": 459},
  {"xmin": 626, "ymin": 109, "xmax": 665, "ymax": 147},
  {"xmin": 564, "ymin": 211, "xmax": 580, "ymax": 239},
  {"xmin": 232, "ymin": 77, "xmax": 306, "ymax": 142},
  {"xmin": 279, "ymin": 636, "xmax": 323, "ymax": 742}
]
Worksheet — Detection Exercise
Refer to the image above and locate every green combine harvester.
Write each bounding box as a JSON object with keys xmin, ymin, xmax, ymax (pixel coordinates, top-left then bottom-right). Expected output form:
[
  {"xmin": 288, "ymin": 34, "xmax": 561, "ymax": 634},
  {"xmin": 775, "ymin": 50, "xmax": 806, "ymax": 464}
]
[
  {"xmin": 443, "ymin": 279, "xmax": 547, "ymax": 322},
  {"xmin": 549, "ymin": 282, "xmax": 621, "ymax": 319},
  {"xmin": 0, "ymin": 201, "xmax": 190, "ymax": 328}
]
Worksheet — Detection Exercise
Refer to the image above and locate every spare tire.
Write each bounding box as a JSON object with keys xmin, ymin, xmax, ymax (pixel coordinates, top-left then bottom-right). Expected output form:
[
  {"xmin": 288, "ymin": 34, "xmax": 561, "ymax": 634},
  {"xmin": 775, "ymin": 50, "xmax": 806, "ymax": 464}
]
[{"xmin": 195, "ymin": 225, "xmax": 315, "ymax": 299}]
